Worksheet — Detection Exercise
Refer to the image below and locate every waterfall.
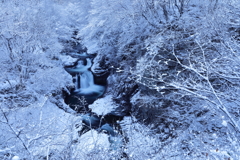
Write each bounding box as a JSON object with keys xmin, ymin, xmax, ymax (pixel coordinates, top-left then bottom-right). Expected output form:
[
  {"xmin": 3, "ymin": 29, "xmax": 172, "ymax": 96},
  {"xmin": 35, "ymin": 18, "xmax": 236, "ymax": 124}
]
[
  {"xmin": 80, "ymin": 72, "xmax": 88, "ymax": 89},
  {"xmin": 65, "ymin": 58, "xmax": 105, "ymax": 98},
  {"xmin": 80, "ymin": 71, "xmax": 94, "ymax": 89},
  {"xmin": 74, "ymin": 74, "xmax": 81, "ymax": 89}
]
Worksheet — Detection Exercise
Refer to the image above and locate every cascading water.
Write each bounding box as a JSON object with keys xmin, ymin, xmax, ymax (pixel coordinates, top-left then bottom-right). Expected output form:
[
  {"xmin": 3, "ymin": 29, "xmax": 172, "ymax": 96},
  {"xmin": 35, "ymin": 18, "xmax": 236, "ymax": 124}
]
[
  {"xmin": 80, "ymin": 72, "xmax": 91, "ymax": 88},
  {"xmin": 73, "ymin": 59, "xmax": 105, "ymax": 97},
  {"xmin": 64, "ymin": 58, "xmax": 105, "ymax": 109}
]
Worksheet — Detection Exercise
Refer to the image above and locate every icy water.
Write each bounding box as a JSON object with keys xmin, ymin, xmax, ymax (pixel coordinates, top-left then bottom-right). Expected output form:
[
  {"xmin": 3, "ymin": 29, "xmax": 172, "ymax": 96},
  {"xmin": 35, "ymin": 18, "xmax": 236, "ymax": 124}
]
[{"xmin": 64, "ymin": 57, "xmax": 106, "ymax": 111}]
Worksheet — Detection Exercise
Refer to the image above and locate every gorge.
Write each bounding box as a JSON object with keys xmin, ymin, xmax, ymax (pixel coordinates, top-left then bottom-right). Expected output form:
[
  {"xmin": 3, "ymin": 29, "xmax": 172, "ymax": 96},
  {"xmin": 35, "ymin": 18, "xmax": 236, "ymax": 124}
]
[{"xmin": 63, "ymin": 50, "xmax": 127, "ymax": 153}]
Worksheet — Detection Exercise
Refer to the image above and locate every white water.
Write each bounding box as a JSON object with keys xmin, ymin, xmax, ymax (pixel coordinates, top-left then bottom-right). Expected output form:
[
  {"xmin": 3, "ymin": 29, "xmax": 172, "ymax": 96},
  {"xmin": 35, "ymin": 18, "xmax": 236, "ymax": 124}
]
[
  {"xmin": 70, "ymin": 58, "xmax": 105, "ymax": 96},
  {"xmin": 80, "ymin": 71, "xmax": 94, "ymax": 88}
]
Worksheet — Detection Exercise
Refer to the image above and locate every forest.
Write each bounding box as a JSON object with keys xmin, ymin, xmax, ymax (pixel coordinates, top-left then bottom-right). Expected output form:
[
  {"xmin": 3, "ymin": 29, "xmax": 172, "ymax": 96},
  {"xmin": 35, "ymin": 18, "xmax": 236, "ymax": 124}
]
[{"xmin": 0, "ymin": 0, "xmax": 240, "ymax": 159}]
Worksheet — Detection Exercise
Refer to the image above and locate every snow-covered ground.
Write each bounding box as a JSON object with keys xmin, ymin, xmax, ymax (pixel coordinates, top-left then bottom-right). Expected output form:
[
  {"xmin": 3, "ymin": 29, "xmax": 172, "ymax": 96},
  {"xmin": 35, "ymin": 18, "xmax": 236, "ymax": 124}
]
[{"xmin": 0, "ymin": 95, "xmax": 79, "ymax": 159}]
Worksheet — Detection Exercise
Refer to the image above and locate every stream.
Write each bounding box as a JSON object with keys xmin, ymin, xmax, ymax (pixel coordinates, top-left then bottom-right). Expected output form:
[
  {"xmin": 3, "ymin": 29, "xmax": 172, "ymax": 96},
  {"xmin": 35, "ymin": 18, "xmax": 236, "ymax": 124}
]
[{"xmin": 64, "ymin": 52, "xmax": 127, "ymax": 154}]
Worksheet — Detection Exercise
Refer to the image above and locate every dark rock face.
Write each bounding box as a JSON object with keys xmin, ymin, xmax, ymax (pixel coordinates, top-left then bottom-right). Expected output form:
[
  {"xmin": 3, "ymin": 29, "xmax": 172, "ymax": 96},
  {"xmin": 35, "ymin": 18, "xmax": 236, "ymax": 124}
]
[
  {"xmin": 93, "ymin": 72, "xmax": 109, "ymax": 86},
  {"xmin": 91, "ymin": 55, "xmax": 110, "ymax": 86},
  {"xmin": 107, "ymin": 74, "xmax": 139, "ymax": 116},
  {"xmin": 78, "ymin": 112, "xmax": 124, "ymax": 136}
]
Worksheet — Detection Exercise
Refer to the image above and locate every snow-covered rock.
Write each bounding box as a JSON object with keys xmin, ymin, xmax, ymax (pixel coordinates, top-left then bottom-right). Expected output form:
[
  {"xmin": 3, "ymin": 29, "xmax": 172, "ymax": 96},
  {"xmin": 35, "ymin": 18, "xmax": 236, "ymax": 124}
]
[
  {"xmin": 12, "ymin": 156, "xmax": 20, "ymax": 160},
  {"xmin": 89, "ymin": 95, "xmax": 118, "ymax": 115},
  {"xmin": 72, "ymin": 130, "xmax": 110, "ymax": 159},
  {"xmin": 59, "ymin": 55, "xmax": 78, "ymax": 66}
]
